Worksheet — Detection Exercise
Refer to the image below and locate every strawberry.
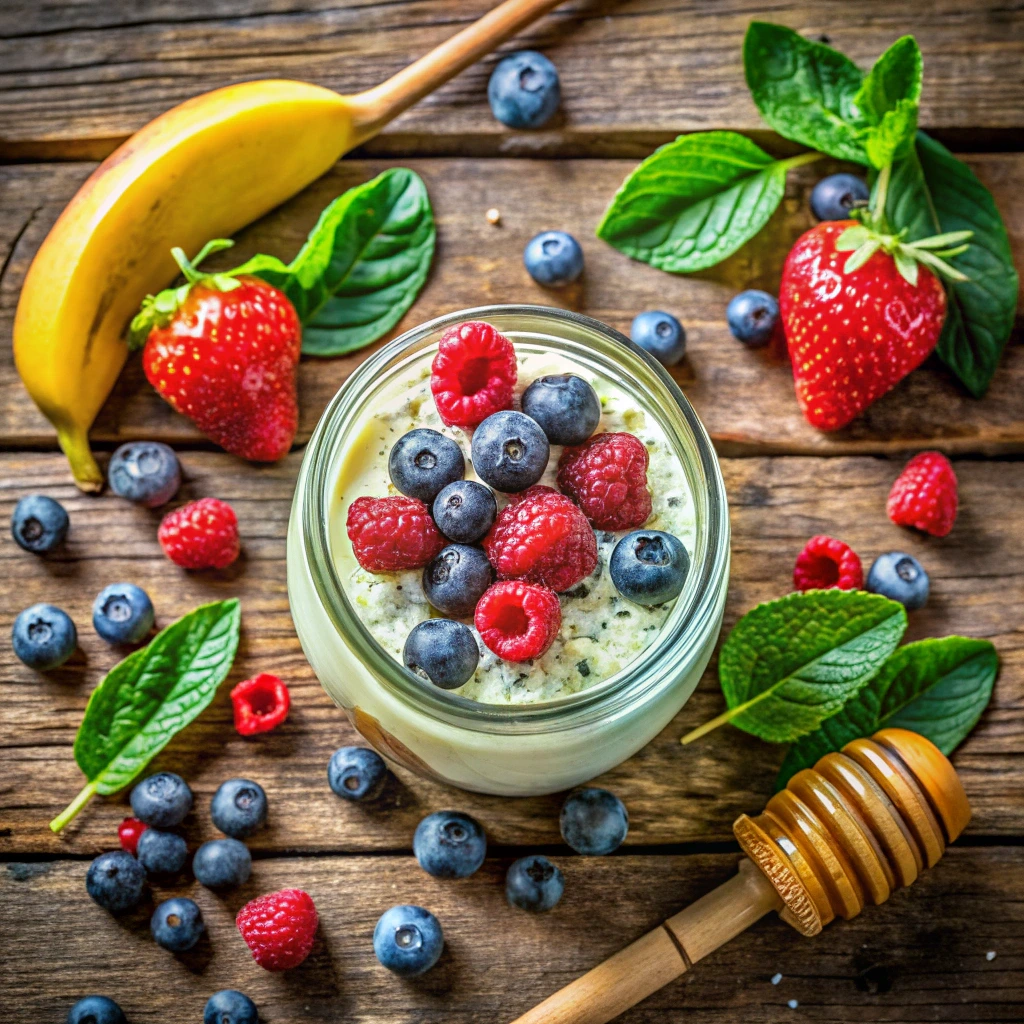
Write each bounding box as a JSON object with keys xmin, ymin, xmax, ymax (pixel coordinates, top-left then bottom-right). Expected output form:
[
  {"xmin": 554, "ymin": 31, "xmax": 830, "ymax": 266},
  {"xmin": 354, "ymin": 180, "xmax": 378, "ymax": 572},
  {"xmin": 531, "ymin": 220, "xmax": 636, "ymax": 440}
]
[{"xmin": 130, "ymin": 240, "xmax": 301, "ymax": 461}]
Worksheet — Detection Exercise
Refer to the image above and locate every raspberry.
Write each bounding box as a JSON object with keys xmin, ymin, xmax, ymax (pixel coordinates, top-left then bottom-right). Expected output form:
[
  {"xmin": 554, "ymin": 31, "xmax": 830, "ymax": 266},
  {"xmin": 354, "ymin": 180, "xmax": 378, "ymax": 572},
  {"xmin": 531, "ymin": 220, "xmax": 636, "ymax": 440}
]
[
  {"xmin": 236, "ymin": 888, "xmax": 318, "ymax": 971},
  {"xmin": 118, "ymin": 817, "xmax": 148, "ymax": 855},
  {"xmin": 483, "ymin": 488, "xmax": 597, "ymax": 592},
  {"xmin": 158, "ymin": 497, "xmax": 240, "ymax": 570},
  {"xmin": 430, "ymin": 321, "xmax": 517, "ymax": 427},
  {"xmin": 346, "ymin": 495, "xmax": 445, "ymax": 572},
  {"xmin": 794, "ymin": 535, "xmax": 864, "ymax": 591},
  {"xmin": 231, "ymin": 673, "xmax": 291, "ymax": 736},
  {"xmin": 474, "ymin": 580, "xmax": 561, "ymax": 661},
  {"xmin": 887, "ymin": 451, "xmax": 958, "ymax": 537},
  {"xmin": 557, "ymin": 432, "xmax": 652, "ymax": 531}
]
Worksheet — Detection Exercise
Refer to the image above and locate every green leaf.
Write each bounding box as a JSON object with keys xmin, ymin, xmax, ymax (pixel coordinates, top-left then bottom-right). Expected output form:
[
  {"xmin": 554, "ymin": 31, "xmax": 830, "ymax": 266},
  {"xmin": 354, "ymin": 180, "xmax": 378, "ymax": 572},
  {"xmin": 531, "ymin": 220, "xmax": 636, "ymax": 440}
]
[
  {"xmin": 777, "ymin": 637, "xmax": 997, "ymax": 788},
  {"xmin": 853, "ymin": 36, "xmax": 922, "ymax": 167}
]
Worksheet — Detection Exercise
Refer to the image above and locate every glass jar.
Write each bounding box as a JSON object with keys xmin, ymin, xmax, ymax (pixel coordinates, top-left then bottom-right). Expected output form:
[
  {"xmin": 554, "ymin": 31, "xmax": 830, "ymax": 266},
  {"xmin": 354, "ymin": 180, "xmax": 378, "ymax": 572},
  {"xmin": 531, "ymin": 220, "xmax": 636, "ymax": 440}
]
[{"xmin": 287, "ymin": 305, "xmax": 730, "ymax": 796}]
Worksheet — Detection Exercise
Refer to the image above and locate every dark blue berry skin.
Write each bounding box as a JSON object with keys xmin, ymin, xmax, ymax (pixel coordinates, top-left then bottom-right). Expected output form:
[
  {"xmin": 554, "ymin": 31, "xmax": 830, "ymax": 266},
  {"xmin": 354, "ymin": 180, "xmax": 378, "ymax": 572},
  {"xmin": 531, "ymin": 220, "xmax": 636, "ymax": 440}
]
[
  {"xmin": 211, "ymin": 778, "xmax": 267, "ymax": 838},
  {"xmin": 85, "ymin": 850, "xmax": 146, "ymax": 914},
  {"xmin": 328, "ymin": 746, "xmax": 389, "ymax": 802},
  {"xmin": 524, "ymin": 231, "xmax": 584, "ymax": 287},
  {"xmin": 810, "ymin": 173, "xmax": 870, "ymax": 221},
  {"xmin": 151, "ymin": 897, "xmax": 205, "ymax": 952},
  {"xmin": 521, "ymin": 374, "xmax": 601, "ymax": 446},
  {"xmin": 204, "ymin": 990, "xmax": 259, "ymax": 1024},
  {"xmin": 414, "ymin": 810, "xmax": 486, "ymax": 879},
  {"xmin": 471, "ymin": 410, "xmax": 550, "ymax": 493},
  {"xmin": 560, "ymin": 788, "xmax": 629, "ymax": 855},
  {"xmin": 487, "ymin": 50, "xmax": 560, "ymax": 129},
  {"xmin": 66, "ymin": 996, "xmax": 127, "ymax": 1024},
  {"xmin": 192, "ymin": 838, "xmax": 252, "ymax": 889},
  {"xmin": 867, "ymin": 552, "xmax": 930, "ymax": 610},
  {"xmin": 136, "ymin": 828, "xmax": 188, "ymax": 877},
  {"xmin": 389, "ymin": 428, "xmax": 465, "ymax": 503},
  {"xmin": 422, "ymin": 544, "xmax": 494, "ymax": 618},
  {"xmin": 108, "ymin": 442, "xmax": 181, "ymax": 508},
  {"xmin": 726, "ymin": 290, "xmax": 779, "ymax": 347},
  {"xmin": 630, "ymin": 311, "xmax": 687, "ymax": 367},
  {"xmin": 12, "ymin": 603, "xmax": 77, "ymax": 670},
  {"xmin": 610, "ymin": 530, "xmax": 690, "ymax": 607},
  {"xmin": 403, "ymin": 619, "xmax": 480, "ymax": 690},
  {"xmin": 130, "ymin": 772, "xmax": 193, "ymax": 828},
  {"xmin": 433, "ymin": 480, "xmax": 497, "ymax": 544},
  {"xmin": 11, "ymin": 494, "xmax": 69, "ymax": 554},
  {"xmin": 506, "ymin": 855, "xmax": 565, "ymax": 912},
  {"xmin": 92, "ymin": 583, "xmax": 154, "ymax": 644},
  {"xmin": 373, "ymin": 904, "xmax": 444, "ymax": 977}
]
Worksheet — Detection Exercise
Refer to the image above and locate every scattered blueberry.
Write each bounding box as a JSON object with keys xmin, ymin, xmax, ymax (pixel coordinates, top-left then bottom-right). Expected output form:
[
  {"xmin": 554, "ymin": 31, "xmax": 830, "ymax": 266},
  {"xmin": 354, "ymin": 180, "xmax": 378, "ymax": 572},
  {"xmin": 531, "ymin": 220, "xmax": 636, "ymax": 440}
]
[
  {"xmin": 630, "ymin": 311, "xmax": 687, "ymax": 367},
  {"xmin": 560, "ymin": 787, "xmax": 629, "ymax": 855},
  {"xmin": 471, "ymin": 410, "xmax": 550, "ymax": 492},
  {"xmin": 204, "ymin": 990, "xmax": 259, "ymax": 1024},
  {"xmin": 423, "ymin": 544, "xmax": 494, "ymax": 618},
  {"xmin": 107, "ymin": 442, "xmax": 181, "ymax": 508},
  {"xmin": 413, "ymin": 810, "xmax": 487, "ymax": 878},
  {"xmin": 433, "ymin": 480, "xmax": 497, "ymax": 544},
  {"xmin": 328, "ymin": 746, "xmax": 389, "ymax": 802},
  {"xmin": 521, "ymin": 374, "xmax": 601, "ymax": 446},
  {"xmin": 11, "ymin": 494, "xmax": 69, "ymax": 554},
  {"xmin": 192, "ymin": 838, "xmax": 252, "ymax": 889},
  {"xmin": 506, "ymin": 855, "xmax": 565, "ymax": 912},
  {"xmin": 487, "ymin": 50, "xmax": 561, "ymax": 129},
  {"xmin": 85, "ymin": 850, "xmax": 146, "ymax": 914},
  {"xmin": 130, "ymin": 772, "xmax": 193, "ymax": 828},
  {"xmin": 151, "ymin": 896, "xmax": 205, "ymax": 952},
  {"xmin": 610, "ymin": 530, "xmax": 690, "ymax": 606},
  {"xmin": 135, "ymin": 828, "xmax": 188, "ymax": 877},
  {"xmin": 524, "ymin": 231, "xmax": 584, "ymax": 288},
  {"xmin": 810, "ymin": 172, "xmax": 870, "ymax": 221},
  {"xmin": 867, "ymin": 551, "xmax": 930, "ymax": 610},
  {"xmin": 210, "ymin": 778, "xmax": 267, "ymax": 838},
  {"xmin": 389, "ymin": 428, "xmax": 465, "ymax": 503},
  {"xmin": 12, "ymin": 603, "xmax": 76, "ymax": 670},
  {"xmin": 403, "ymin": 619, "xmax": 480, "ymax": 690},
  {"xmin": 726, "ymin": 290, "xmax": 780, "ymax": 348},
  {"xmin": 66, "ymin": 995, "xmax": 127, "ymax": 1024},
  {"xmin": 92, "ymin": 583, "xmax": 154, "ymax": 644},
  {"xmin": 373, "ymin": 904, "xmax": 444, "ymax": 977}
]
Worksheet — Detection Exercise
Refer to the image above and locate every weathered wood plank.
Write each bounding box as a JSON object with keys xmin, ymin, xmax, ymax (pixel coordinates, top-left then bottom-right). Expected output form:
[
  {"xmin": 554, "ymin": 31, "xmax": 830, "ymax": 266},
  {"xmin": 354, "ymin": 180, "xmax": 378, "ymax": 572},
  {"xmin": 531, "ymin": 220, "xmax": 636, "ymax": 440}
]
[
  {"xmin": 1, "ymin": 452, "xmax": 1020, "ymax": 855},
  {"xmin": 1, "ymin": 156, "xmax": 1022, "ymax": 458}
]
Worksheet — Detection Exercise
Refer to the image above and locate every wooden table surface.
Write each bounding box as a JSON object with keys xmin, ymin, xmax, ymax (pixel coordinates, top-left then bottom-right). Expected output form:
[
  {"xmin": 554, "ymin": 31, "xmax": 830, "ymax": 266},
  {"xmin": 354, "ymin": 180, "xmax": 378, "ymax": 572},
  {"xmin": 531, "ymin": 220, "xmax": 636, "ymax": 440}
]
[{"xmin": 1, "ymin": 2, "xmax": 1022, "ymax": 1022}]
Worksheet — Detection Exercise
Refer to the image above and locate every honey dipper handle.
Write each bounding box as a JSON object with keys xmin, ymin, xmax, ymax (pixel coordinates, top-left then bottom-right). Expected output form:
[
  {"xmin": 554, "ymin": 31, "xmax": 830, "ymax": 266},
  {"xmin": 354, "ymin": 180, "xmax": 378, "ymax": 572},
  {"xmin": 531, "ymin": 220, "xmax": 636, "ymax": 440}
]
[{"xmin": 509, "ymin": 860, "xmax": 783, "ymax": 1024}]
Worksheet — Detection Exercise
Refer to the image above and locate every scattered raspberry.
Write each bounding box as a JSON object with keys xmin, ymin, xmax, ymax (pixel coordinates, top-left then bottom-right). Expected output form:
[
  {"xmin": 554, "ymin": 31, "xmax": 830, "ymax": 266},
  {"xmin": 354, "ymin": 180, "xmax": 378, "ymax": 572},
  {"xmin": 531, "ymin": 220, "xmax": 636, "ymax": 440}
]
[
  {"xmin": 346, "ymin": 495, "xmax": 445, "ymax": 572},
  {"xmin": 794, "ymin": 535, "xmax": 864, "ymax": 591},
  {"xmin": 430, "ymin": 321, "xmax": 517, "ymax": 427},
  {"xmin": 231, "ymin": 673, "xmax": 290, "ymax": 736},
  {"xmin": 887, "ymin": 451, "xmax": 958, "ymax": 537},
  {"xmin": 118, "ymin": 817, "xmax": 148, "ymax": 855},
  {"xmin": 474, "ymin": 580, "xmax": 561, "ymax": 661},
  {"xmin": 557, "ymin": 432, "xmax": 652, "ymax": 531},
  {"xmin": 483, "ymin": 488, "xmax": 597, "ymax": 592},
  {"xmin": 158, "ymin": 497, "xmax": 240, "ymax": 570},
  {"xmin": 236, "ymin": 888, "xmax": 318, "ymax": 971}
]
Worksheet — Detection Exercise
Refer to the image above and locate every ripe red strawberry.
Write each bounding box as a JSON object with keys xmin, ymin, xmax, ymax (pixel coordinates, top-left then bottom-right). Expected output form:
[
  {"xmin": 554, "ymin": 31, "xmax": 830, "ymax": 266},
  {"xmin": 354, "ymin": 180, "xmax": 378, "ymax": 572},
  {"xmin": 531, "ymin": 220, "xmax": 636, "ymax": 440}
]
[
  {"xmin": 130, "ymin": 240, "xmax": 301, "ymax": 462},
  {"xmin": 346, "ymin": 495, "xmax": 445, "ymax": 572},
  {"xmin": 430, "ymin": 320, "xmax": 517, "ymax": 428},
  {"xmin": 888, "ymin": 451, "xmax": 958, "ymax": 536},
  {"xmin": 475, "ymin": 580, "xmax": 561, "ymax": 661},
  {"xmin": 158, "ymin": 497, "xmax": 240, "ymax": 569},
  {"xmin": 237, "ymin": 888, "xmax": 318, "ymax": 970}
]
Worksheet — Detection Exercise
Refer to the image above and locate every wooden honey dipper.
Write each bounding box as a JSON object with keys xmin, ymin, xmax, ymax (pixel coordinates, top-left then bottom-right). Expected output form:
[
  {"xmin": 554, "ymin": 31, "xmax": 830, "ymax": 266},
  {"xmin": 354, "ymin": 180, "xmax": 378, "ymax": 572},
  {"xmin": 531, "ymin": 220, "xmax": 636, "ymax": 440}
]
[{"xmin": 511, "ymin": 728, "xmax": 971, "ymax": 1024}]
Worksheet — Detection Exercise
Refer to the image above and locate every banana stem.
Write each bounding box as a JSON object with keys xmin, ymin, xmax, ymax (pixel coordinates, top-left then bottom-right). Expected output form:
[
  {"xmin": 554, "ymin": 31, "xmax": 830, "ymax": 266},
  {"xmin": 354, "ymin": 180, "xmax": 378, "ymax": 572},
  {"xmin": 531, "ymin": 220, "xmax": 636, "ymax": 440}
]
[
  {"xmin": 50, "ymin": 780, "xmax": 99, "ymax": 833},
  {"xmin": 57, "ymin": 425, "xmax": 104, "ymax": 493}
]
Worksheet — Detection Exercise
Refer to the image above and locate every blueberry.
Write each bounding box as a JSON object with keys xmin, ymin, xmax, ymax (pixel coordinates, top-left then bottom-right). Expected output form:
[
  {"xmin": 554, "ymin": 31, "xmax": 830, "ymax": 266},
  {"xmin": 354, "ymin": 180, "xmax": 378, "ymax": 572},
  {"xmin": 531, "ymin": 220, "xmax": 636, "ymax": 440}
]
[
  {"xmin": 328, "ymin": 746, "xmax": 389, "ymax": 802},
  {"xmin": 506, "ymin": 854, "xmax": 565, "ymax": 912},
  {"xmin": 560, "ymin": 787, "xmax": 629, "ymax": 855},
  {"xmin": 373, "ymin": 904, "xmax": 444, "ymax": 977},
  {"xmin": 12, "ymin": 603, "xmax": 76, "ymax": 670},
  {"xmin": 135, "ymin": 828, "xmax": 188, "ymax": 877},
  {"xmin": 66, "ymin": 995, "xmax": 127, "ymax": 1024},
  {"xmin": 130, "ymin": 772, "xmax": 193, "ymax": 828},
  {"xmin": 108, "ymin": 442, "xmax": 181, "ymax": 508},
  {"xmin": 422, "ymin": 544, "xmax": 494, "ymax": 618},
  {"xmin": 630, "ymin": 311, "xmax": 687, "ymax": 367},
  {"xmin": 867, "ymin": 551, "xmax": 930, "ymax": 610},
  {"xmin": 389, "ymin": 428, "xmax": 465, "ymax": 503},
  {"xmin": 403, "ymin": 619, "xmax": 480, "ymax": 690},
  {"xmin": 413, "ymin": 810, "xmax": 487, "ymax": 879},
  {"xmin": 204, "ymin": 990, "xmax": 259, "ymax": 1024},
  {"xmin": 192, "ymin": 838, "xmax": 252, "ymax": 889},
  {"xmin": 92, "ymin": 583, "xmax": 154, "ymax": 645},
  {"xmin": 524, "ymin": 231, "xmax": 584, "ymax": 288},
  {"xmin": 151, "ymin": 896, "xmax": 204, "ymax": 952},
  {"xmin": 85, "ymin": 850, "xmax": 146, "ymax": 914},
  {"xmin": 487, "ymin": 50, "xmax": 561, "ymax": 129},
  {"xmin": 810, "ymin": 173, "xmax": 870, "ymax": 221},
  {"xmin": 11, "ymin": 494, "xmax": 69, "ymax": 554},
  {"xmin": 433, "ymin": 480, "xmax": 497, "ymax": 544},
  {"xmin": 726, "ymin": 290, "xmax": 780, "ymax": 348},
  {"xmin": 610, "ymin": 530, "xmax": 690, "ymax": 606},
  {"xmin": 210, "ymin": 778, "xmax": 267, "ymax": 838},
  {"xmin": 521, "ymin": 374, "xmax": 601, "ymax": 446},
  {"xmin": 471, "ymin": 410, "xmax": 550, "ymax": 493}
]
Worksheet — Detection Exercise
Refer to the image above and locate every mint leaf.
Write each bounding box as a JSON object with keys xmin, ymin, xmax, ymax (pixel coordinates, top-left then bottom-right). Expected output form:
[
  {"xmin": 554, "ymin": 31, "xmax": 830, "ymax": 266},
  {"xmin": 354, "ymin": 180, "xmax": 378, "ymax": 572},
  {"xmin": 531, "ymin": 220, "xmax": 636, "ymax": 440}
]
[
  {"xmin": 852, "ymin": 36, "xmax": 922, "ymax": 167},
  {"xmin": 777, "ymin": 636, "xmax": 997, "ymax": 788}
]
